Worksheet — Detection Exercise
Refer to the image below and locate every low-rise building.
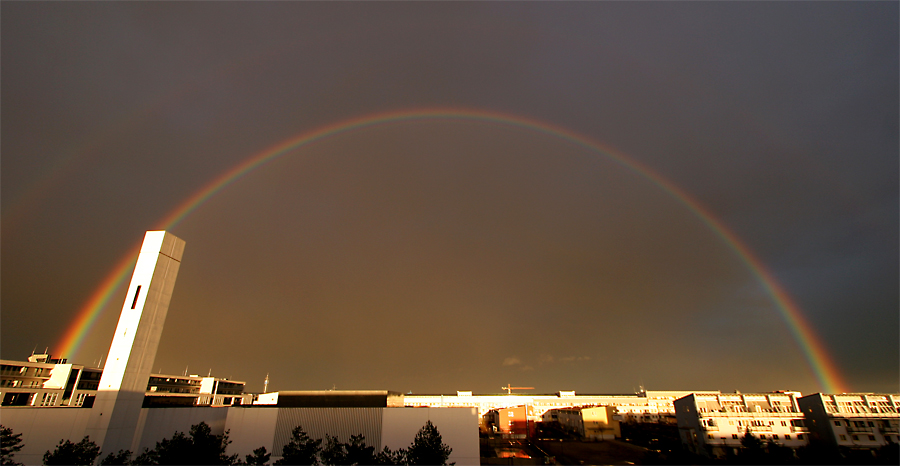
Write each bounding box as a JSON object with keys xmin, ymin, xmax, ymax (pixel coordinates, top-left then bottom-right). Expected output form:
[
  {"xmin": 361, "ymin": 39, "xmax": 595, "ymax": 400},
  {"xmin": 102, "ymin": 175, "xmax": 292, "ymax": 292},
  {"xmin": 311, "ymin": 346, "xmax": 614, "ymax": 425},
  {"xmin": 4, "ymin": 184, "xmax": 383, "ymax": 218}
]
[
  {"xmin": 1, "ymin": 354, "xmax": 102, "ymax": 407},
  {"xmin": 1, "ymin": 355, "xmax": 246, "ymax": 408},
  {"xmin": 405, "ymin": 390, "xmax": 712, "ymax": 431},
  {"xmin": 485, "ymin": 405, "xmax": 531, "ymax": 437},
  {"xmin": 548, "ymin": 406, "xmax": 620, "ymax": 440}
]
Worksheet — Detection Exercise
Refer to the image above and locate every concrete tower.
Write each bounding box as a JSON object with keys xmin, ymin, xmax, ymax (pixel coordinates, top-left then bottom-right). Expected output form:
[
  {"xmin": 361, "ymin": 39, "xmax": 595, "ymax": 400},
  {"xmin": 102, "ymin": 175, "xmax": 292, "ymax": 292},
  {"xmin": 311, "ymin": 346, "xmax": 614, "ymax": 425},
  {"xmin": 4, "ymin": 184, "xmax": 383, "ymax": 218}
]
[{"xmin": 85, "ymin": 231, "xmax": 185, "ymax": 454}]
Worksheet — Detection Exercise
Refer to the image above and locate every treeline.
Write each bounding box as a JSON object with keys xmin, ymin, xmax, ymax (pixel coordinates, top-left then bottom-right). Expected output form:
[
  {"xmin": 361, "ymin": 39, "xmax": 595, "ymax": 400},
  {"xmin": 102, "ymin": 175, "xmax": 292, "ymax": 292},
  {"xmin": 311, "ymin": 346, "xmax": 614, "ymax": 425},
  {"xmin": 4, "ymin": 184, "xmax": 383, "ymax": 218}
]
[{"xmin": 0, "ymin": 421, "xmax": 453, "ymax": 466}]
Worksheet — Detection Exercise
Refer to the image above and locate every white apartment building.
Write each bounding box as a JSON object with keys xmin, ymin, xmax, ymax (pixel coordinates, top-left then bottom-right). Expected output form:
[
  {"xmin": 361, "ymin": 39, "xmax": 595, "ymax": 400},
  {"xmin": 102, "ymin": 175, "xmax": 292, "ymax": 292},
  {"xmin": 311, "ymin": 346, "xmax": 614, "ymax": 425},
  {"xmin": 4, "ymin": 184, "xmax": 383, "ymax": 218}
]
[
  {"xmin": 1, "ymin": 355, "xmax": 247, "ymax": 408},
  {"xmin": 675, "ymin": 391, "xmax": 811, "ymax": 458},
  {"xmin": 799, "ymin": 393, "xmax": 900, "ymax": 451},
  {"xmin": 405, "ymin": 390, "xmax": 713, "ymax": 429},
  {"xmin": 1, "ymin": 354, "xmax": 102, "ymax": 408}
]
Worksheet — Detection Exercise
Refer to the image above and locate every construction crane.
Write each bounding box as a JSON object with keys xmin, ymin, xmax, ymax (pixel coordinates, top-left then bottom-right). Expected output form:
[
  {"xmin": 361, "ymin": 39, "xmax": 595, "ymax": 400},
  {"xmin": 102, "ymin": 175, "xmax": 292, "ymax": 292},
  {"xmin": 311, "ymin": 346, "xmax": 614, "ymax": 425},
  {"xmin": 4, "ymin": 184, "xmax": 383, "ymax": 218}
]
[{"xmin": 502, "ymin": 384, "xmax": 534, "ymax": 394}]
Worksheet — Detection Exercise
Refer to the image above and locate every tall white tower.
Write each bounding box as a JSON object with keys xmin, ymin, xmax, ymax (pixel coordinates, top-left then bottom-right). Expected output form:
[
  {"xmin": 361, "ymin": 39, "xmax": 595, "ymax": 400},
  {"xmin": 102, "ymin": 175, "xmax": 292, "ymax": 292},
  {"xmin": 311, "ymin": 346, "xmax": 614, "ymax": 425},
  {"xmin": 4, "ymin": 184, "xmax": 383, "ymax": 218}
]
[{"xmin": 85, "ymin": 231, "xmax": 185, "ymax": 454}]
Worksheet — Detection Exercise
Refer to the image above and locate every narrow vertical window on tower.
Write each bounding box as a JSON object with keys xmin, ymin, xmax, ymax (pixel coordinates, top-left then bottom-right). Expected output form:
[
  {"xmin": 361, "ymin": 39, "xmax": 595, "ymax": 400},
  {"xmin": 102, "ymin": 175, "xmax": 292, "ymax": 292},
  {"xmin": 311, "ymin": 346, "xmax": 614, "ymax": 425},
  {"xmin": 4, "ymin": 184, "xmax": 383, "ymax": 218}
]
[{"xmin": 131, "ymin": 286, "xmax": 142, "ymax": 309}]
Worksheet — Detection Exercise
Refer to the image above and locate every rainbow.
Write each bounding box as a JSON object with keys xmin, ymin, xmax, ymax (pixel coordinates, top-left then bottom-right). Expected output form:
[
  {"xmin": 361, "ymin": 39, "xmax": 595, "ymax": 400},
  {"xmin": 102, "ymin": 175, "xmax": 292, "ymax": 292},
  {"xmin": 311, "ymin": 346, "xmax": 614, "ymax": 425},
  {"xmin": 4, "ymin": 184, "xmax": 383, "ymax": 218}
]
[{"xmin": 54, "ymin": 107, "xmax": 848, "ymax": 393}]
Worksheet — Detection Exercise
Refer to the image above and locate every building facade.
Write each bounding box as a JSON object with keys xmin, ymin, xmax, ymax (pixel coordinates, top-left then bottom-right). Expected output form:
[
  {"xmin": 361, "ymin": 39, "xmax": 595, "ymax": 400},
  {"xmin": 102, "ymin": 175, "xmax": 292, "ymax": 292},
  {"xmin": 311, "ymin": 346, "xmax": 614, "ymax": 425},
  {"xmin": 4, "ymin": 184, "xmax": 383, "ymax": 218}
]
[
  {"xmin": 1, "ymin": 355, "xmax": 247, "ymax": 408},
  {"xmin": 546, "ymin": 406, "xmax": 620, "ymax": 440},
  {"xmin": 405, "ymin": 389, "xmax": 708, "ymax": 430},
  {"xmin": 1, "ymin": 354, "xmax": 102, "ymax": 408},
  {"xmin": 675, "ymin": 391, "xmax": 811, "ymax": 458},
  {"xmin": 798, "ymin": 393, "xmax": 900, "ymax": 452}
]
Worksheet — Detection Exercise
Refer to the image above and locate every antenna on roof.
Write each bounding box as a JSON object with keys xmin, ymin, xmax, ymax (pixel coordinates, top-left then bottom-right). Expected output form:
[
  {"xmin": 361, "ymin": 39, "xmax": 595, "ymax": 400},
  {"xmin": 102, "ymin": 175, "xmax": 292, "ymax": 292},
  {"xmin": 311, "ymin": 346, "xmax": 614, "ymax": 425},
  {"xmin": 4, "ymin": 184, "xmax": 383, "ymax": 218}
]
[{"xmin": 263, "ymin": 373, "xmax": 269, "ymax": 393}]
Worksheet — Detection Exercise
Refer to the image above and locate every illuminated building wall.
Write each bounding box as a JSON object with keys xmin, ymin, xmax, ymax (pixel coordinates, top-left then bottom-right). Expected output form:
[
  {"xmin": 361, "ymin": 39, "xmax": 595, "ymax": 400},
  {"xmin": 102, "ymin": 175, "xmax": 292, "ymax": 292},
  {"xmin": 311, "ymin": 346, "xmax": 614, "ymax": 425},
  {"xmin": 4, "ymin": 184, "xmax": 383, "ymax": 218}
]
[
  {"xmin": 85, "ymin": 231, "xmax": 185, "ymax": 454},
  {"xmin": 675, "ymin": 392, "xmax": 811, "ymax": 458},
  {"xmin": 798, "ymin": 393, "xmax": 900, "ymax": 450}
]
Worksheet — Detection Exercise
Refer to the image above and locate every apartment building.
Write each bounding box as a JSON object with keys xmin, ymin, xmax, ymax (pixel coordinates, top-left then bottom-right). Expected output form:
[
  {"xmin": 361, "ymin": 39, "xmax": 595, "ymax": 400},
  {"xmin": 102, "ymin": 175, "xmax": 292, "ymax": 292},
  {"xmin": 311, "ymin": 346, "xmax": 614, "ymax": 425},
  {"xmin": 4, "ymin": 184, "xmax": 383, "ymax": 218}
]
[
  {"xmin": 1, "ymin": 355, "xmax": 247, "ymax": 408},
  {"xmin": 545, "ymin": 405, "xmax": 620, "ymax": 440},
  {"xmin": 799, "ymin": 393, "xmax": 900, "ymax": 452},
  {"xmin": 675, "ymin": 391, "xmax": 810, "ymax": 458}
]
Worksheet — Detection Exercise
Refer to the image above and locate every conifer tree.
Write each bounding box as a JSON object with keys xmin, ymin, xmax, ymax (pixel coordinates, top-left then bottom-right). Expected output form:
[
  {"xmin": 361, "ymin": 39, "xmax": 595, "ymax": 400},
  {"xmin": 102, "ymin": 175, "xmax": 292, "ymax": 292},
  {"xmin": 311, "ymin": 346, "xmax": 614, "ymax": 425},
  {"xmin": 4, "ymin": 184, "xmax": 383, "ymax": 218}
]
[
  {"xmin": 406, "ymin": 421, "xmax": 452, "ymax": 466},
  {"xmin": 1, "ymin": 426, "xmax": 24, "ymax": 466},
  {"xmin": 244, "ymin": 446, "xmax": 271, "ymax": 465},
  {"xmin": 275, "ymin": 426, "xmax": 321, "ymax": 465}
]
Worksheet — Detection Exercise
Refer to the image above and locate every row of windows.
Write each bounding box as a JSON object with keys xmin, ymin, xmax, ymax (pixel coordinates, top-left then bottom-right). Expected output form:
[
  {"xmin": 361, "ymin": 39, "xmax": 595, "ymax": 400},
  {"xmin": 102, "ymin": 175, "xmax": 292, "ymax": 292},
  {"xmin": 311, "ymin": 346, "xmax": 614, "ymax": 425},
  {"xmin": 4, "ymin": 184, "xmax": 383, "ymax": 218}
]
[
  {"xmin": 73, "ymin": 393, "xmax": 89, "ymax": 406},
  {"xmin": 0, "ymin": 379, "xmax": 42, "ymax": 388},
  {"xmin": 711, "ymin": 433, "xmax": 804, "ymax": 441},
  {"xmin": 839, "ymin": 434, "xmax": 878, "ymax": 442},
  {"xmin": 725, "ymin": 419, "xmax": 805, "ymax": 427},
  {"xmin": 825, "ymin": 400, "xmax": 899, "ymax": 414}
]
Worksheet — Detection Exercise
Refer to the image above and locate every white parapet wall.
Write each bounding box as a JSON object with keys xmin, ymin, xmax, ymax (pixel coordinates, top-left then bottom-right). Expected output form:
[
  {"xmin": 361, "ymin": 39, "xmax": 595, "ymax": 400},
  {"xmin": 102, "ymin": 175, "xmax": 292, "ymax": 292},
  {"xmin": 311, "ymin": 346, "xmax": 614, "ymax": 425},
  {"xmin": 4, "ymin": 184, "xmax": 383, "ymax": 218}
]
[{"xmin": 0, "ymin": 407, "xmax": 94, "ymax": 465}]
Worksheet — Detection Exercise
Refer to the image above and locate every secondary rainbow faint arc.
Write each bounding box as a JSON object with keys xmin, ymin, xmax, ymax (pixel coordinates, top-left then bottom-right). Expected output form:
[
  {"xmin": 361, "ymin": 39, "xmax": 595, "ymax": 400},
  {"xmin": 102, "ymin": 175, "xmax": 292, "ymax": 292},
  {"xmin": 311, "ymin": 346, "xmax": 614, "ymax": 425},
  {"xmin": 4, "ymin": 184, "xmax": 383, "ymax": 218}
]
[{"xmin": 55, "ymin": 107, "xmax": 848, "ymax": 393}]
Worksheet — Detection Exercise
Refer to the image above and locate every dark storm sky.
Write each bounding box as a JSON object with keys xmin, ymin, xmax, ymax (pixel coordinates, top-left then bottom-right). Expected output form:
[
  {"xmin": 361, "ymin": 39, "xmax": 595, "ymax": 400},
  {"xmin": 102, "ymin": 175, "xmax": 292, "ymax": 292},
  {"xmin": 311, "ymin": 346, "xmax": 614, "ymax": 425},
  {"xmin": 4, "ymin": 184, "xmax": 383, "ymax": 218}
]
[{"xmin": 2, "ymin": 2, "xmax": 897, "ymax": 395}]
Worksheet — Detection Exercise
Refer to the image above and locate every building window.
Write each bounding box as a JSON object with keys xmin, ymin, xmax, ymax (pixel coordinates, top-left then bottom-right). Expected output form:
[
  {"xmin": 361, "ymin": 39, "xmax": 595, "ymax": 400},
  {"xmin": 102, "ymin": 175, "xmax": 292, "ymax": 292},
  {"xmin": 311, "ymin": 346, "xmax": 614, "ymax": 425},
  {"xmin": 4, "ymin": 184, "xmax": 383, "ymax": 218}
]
[
  {"xmin": 131, "ymin": 285, "xmax": 142, "ymax": 309},
  {"xmin": 840, "ymin": 435, "xmax": 847, "ymax": 441},
  {"xmin": 40, "ymin": 393, "xmax": 58, "ymax": 406},
  {"xmin": 773, "ymin": 435, "xmax": 779, "ymax": 440},
  {"xmin": 785, "ymin": 435, "xmax": 791, "ymax": 440},
  {"xmin": 732, "ymin": 434, "xmax": 738, "ymax": 439},
  {"xmin": 868, "ymin": 435, "xmax": 876, "ymax": 441},
  {"xmin": 834, "ymin": 420, "xmax": 842, "ymax": 426},
  {"xmin": 797, "ymin": 434, "xmax": 803, "ymax": 440}
]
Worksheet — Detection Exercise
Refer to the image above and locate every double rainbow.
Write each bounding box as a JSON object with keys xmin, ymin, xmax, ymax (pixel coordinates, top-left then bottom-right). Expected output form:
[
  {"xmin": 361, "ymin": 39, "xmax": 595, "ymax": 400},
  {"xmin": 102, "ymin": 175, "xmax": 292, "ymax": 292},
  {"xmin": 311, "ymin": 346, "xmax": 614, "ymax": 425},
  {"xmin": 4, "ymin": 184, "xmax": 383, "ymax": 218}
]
[{"xmin": 54, "ymin": 107, "xmax": 848, "ymax": 393}]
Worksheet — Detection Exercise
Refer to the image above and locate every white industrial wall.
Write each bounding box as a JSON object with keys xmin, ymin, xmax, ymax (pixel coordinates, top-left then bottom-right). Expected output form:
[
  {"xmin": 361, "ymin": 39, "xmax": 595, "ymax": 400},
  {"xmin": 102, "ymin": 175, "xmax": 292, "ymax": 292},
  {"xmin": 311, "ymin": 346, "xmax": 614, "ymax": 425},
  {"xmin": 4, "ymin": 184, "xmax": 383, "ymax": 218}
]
[
  {"xmin": 382, "ymin": 407, "xmax": 480, "ymax": 465},
  {"xmin": 134, "ymin": 407, "xmax": 229, "ymax": 454},
  {"xmin": 0, "ymin": 407, "xmax": 92, "ymax": 465},
  {"xmin": 224, "ymin": 406, "xmax": 279, "ymax": 459},
  {"xmin": 0, "ymin": 406, "xmax": 479, "ymax": 465}
]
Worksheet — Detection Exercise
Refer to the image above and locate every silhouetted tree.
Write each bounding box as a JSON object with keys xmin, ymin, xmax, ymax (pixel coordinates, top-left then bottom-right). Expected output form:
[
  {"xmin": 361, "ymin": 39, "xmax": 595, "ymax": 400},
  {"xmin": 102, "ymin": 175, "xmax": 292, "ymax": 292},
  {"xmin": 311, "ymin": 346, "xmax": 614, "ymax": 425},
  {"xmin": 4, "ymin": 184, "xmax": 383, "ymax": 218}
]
[
  {"xmin": 736, "ymin": 429, "xmax": 764, "ymax": 465},
  {"xmin": 406, "ymin": 421, "xmax": 452, "ymax": 466},
  {"xmin": 99, "ymin": 449, "xmax": 132, "ymax": 465},
  {"xmin": 43, "ymin": 436, "xmax": 100, "ymax": 465},
  {"xmin": 133, "ymin": 421, "xmax": 237, "ymax": 465},
  {"xmin": 275, "ymin": 426, "xmax": 321, "ymax": 465},
  {"xmin": 1, "ymin": 426, "xmax": 24, "ymax": 466},
  {"xmin": 874, "ymin": 442, "xmax": 900, "ymax": 465},
  {"xmin": 765, "ymin": 440, "xmax": 797, "ymax": 464},
  {"xmin": 243, "ymin": 446, "xmax": 272, "ymax": 465},
  {"xmin": 344, "ymin": 435, "xmax": 376, "ymax": 466},
  {"xmin": 320, "ymin": 436, "xmax": 347, "ymax": 466},
  {"xmin": 374, "ymin": 446, "xmax": 406, "ymax": 466}
]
